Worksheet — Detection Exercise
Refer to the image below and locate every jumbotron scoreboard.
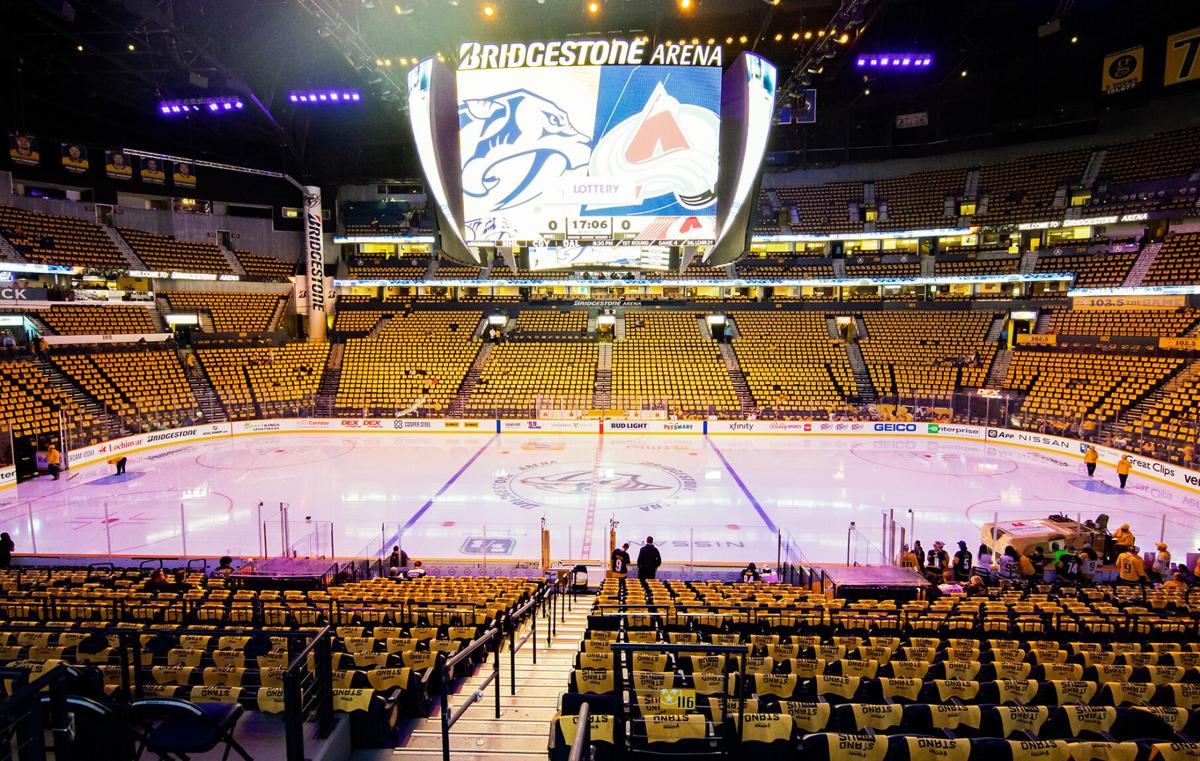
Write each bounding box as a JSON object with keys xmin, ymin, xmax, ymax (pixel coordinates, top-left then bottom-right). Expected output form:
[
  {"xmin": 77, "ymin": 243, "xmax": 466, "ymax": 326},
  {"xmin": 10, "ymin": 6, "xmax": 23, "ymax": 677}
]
[{"xmin": 407, "ymin": 38, "xmax": 776, "ymax": 267}]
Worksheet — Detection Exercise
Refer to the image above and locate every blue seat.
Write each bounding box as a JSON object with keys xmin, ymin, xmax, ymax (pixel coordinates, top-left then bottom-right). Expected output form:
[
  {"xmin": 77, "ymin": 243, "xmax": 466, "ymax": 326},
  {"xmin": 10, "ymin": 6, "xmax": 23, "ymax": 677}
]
[{"xmin": 131, "ymin": 698, "xmax": 251, "ymax": 761}]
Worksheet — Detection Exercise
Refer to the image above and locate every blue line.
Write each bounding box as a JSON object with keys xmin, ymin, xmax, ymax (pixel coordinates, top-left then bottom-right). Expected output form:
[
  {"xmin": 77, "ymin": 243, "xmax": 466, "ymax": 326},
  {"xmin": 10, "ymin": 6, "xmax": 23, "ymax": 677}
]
[
  {"xmin": 384, "ymin": 434, "xmax": 499, "ymax": 550},
  {"xmin": 706, "ymin": 437, "xmax": 777, "ymax": 533}
]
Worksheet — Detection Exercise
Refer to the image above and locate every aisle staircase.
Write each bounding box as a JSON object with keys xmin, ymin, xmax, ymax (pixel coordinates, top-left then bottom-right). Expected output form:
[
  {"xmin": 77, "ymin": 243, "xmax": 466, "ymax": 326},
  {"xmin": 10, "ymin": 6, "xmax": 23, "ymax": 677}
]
[
  {"xmin": 181, "ymin": 353, "xmax": 229, "ymax": 423},
  {"xmin": 1104, "ymin": 362, "xmax": 1200, "ymax": 444},
  {"xmin": 0, "ymin": 232, "xmax": 27, "ymax": 263},
  {"xmin": 719, "ymin": 343, "xmax": 755, "ymax": 415},
  {"xmin": 101, "ymin": 227, "xmax": 146, "ymax": 270},
  {"xmin": 391, "ymin": 602, "xmax": 588, "ymax": 759},
  {"xmin": 30, "ymin": 357, "xmax": 124, "ymax": 440},
  {"xmin": 844, "ymin": 343, "xmax": 877, "ymax": 403},
  {"xmin": 218, "ymin": 244, "xmax": 247, "ymax": 276},
  {"xmin": 1122, "ymin": 242, "xmax": 1163, "ymax": 287},
  {"xmin": 448, "ymin": 343, "xmax": 493, "ymax": 417},
  {"xmin": 985, "ymin": 348, "xmax": 1013, "ymax": 389},
  {"xmin": 592, "ymin": 344, "xmax": 612, "ymax": 409},
  {"xmin": 315, "ymin": 344, "xmax": 343, "ymax": 417},
  {"xmin": 1018, "ymin": 250, "xmax": 1039, "ymax": 274}
]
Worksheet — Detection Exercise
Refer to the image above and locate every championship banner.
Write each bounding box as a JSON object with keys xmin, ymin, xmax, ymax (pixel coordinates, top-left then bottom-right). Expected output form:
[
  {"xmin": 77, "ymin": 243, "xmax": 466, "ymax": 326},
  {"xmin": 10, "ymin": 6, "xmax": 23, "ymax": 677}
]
[
  {"xmin": 8, "ymin": 133, "xmax": 39, "ymax": 166},
  {"xmin": 61, "ymin": 143, "xmax": 89, "ymax": 173},
  {"xmin": 1016, "ymin": 333, "xmax": 1056, "ymax": 346},
  {"xmin": 1073, "ymin": 294, "xmax": 1186, "ymax": 310},
  {"xmin": 1165, "ymin": 27, "xmax": 1200, "ymax": 86},
  {"xmin": 173, "ymin": 161, "xmax": 196, "ymax": 188},
  {"xmin": 105, "ymin": 150, "xmax": 134, "ymax": 180},
  {"xmin": 302, "ymin": 186, "xmax": 328, "ymax": 342},
  {"xmin": 141, "ymin": 157, "xmax": 166, "ymax": 185},
  {"xmin": 1160, "ymin": 336, "xmax": 1200, "ymax": 351},
  {"xmin": 1102, "ymin": 46, "xmax": 1143, "ymax": 94}
]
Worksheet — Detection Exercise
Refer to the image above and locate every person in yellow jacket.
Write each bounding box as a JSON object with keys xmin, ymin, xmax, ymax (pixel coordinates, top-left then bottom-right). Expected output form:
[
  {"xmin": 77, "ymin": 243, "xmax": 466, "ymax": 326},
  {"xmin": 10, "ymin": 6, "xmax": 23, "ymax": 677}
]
[
  {"xmin": 1084, "ymin": 446, "xmax": 1099, "ymax": 477},
  {"xmin": 107, "ymin": 455, "xmax": 127, "ymax": 476},
  {"xmin": 1116, "ymin": 546, "xmax": 1146, "ymax": 585},
  {"xmin": 45, "ymin": 444, "xmax": 61, "ymax": 481},
  {"xmin": 1116, "ymin": 455, "xmax": 1132, "ymax": 489},
  {"xmin": 1112, "ymin": 523, "xmax": 1135, "ymax": 554},
  {"xmin": 1017, "ymin": 551, "xmax": 1037, "ymax": 584}
]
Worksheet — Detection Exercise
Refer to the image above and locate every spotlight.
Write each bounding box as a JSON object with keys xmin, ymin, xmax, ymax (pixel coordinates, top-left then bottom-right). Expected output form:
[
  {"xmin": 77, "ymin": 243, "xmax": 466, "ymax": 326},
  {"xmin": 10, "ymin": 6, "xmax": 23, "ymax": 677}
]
[
  {"xmin": 725, "ymin": 36, "xmax": 733, "ymax": 44},
  {"xmin": 791, "ymin": 32, "xmax": 799, "ymax": 40},
  {"xmin": 707, "ymin": 38, "xmax": 715, "ymax": 44},
  {"xmin": 77, "ymin": 45, "xmax": 84, "ymax": 52},
  {"xmin": 960, "ymin": 69, "xmax": 968, "ymax": 77},
  {"xmin": 838, "ymin": 33, "xmax": 849, "ymax": 44},
  {"xmin": 691, "ymin": 38, "xmax": 699, "ymax": 44},
  {"xmin": 774, "ymin": 33, "xmax": 782, "ymax": 42},
  {"xmin": 863, "ymin": 88, "xmax": 870, "ymax": 95},
  {"xmin": 804, "ymin": 31, "xmax": 812, "ymax": 39},
  {"xmin": 287, "ymin": 89, "xmax": 363, "ymax": 105},
  {"xmin": 679, "ymin": 0, "xmax": 691, "ymax": 11},
  {"xmin": 738, "ymin": 35, "xmax": 747, "ymax": 43},
  {"xmin": 1070, "ymin": 36, "xmax": 1079, "ymax": 44},
  {"xmin": 290, "ymin": 94, "xmax": 298, "ymax": 102},
  {"xmin": 482, "ymin": 3, "xmax": 495, "ymax": 17},
  {"xmin": 128, "ymin": 43, "xmax": 136, "ymax": 51},
  {"xmin": 587, "ymin": 0, "xmax": 599, "ymax": 14}
]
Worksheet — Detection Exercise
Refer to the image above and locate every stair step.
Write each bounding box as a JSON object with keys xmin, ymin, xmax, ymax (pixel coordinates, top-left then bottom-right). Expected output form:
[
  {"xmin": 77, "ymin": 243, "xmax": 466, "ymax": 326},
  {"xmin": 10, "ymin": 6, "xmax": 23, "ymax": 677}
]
[{"xmin": 401, "ymin": 733, "xmax": 551, "ymax": 752}]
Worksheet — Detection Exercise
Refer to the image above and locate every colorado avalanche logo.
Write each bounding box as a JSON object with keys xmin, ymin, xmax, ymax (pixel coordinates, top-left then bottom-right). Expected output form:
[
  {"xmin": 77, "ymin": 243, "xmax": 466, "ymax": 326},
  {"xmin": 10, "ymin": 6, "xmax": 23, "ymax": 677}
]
[{"xmin": 459, "ymin": 90, "xmax": 592, "ymax": 212}]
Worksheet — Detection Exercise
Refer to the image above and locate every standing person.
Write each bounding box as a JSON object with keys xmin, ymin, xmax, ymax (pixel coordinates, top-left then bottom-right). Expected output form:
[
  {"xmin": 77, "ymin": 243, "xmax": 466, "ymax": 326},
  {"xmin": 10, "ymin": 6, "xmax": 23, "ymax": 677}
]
[
  {"xmin": 999, "ymin": 547, "xmax": 1019, "ymax": 586},
  {"xmin": 899, "ymin": 544, "xmax": 919, "ymax": 570},
  {"xmin": 610, "ymin": 543, "xmax": 631, "ymax": 579},
  {"xmin": 1018, "ymin": 549, "xmax": 1037, "ymax": 584},
  {"xmin": 1084, "ymin": 446, "xmax": 1099, "ymax": 477},
  {"xmin": 45, "ymin": 444, "xmax": 61, "ymax": 480},
  {"xmin": 388, "ymin": 546, "xmax": 409, "ymax": 577},
  {"xmin": 0, "ymin": 533, "xmax": 13, "ymax": 569},
  {"xmin": 1152, "ymin": 543, "xmax": 1171, "ymax": 582},
  {"xmin": 636, "ymin": 537, "xmax": 662, "ymax": 580},
  {"xmin": 1116, "ymin": 455, "xmax": 1132, "ymax": 489},
  {"xmin": 927, "ymin": 541, "xmax": 950, "ymax": 577},
  {"xmin": 1117, "ymin": 546, "xmax": 1147, "ymax": 586},
  {"xmin": 952, "ymin": 541, "xmax": 974, "ymax": 582},
  {"xmin": 912, "ymin": 541, "xmax": 925, "ymax": 574},
  {"xmin": 977, "ymin": 544, "xmax": 994, "ymax": 580}
]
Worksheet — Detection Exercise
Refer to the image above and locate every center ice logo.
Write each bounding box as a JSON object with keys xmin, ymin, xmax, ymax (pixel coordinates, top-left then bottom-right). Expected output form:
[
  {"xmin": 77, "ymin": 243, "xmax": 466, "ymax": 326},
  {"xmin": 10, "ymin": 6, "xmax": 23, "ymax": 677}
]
[{"xmin": 494, "ymin": 460, "xmax": 695, "ymax": 510}]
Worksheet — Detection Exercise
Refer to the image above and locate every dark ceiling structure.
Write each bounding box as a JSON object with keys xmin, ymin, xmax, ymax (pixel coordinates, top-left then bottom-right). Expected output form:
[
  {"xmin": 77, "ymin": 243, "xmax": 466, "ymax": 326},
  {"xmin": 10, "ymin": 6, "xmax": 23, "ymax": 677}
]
[{"xmin": 3, "ymin": 0, "xmax": 1200, "ymax": 187}]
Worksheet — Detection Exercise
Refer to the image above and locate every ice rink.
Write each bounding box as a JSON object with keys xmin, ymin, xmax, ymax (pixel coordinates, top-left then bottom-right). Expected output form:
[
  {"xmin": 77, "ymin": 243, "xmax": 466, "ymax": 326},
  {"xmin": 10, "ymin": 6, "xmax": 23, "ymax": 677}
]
[{"xmin": 2, "ymin": 432, "xmax": 1198, "ymax": 566}]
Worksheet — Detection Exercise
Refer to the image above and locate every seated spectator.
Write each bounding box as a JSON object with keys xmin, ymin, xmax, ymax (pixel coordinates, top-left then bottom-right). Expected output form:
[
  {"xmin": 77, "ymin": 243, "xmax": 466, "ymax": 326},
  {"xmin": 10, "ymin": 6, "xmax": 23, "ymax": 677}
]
[
  {"xmin": 1163, "ymin": 571, "xmax": 1189, "ymax": 592},
  {"xmin": 976, "ymin": 544, "xmax": 994, "ymax": 579},
  {"xmin": 739, "ymin": 562, "xmax": 761, "ymax": 583},
  {"xmin": 404, "ymin": 560, "xmax": 427, "ymax": 579},
  {"xmin": 1055, "ymin": 547, "xmax": 1081, "ymax": 582},
  {"xmin": 210, "ymin": 556, "xmax": 235, "ymax": 578}
]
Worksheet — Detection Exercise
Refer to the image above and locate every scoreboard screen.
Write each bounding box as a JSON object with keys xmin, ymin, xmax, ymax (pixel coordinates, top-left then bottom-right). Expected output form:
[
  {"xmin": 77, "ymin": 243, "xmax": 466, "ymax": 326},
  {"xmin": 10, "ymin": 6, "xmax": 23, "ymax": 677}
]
[{"xmin": 456, "ymin": 64, "xmax": 721, "ymax": 246}]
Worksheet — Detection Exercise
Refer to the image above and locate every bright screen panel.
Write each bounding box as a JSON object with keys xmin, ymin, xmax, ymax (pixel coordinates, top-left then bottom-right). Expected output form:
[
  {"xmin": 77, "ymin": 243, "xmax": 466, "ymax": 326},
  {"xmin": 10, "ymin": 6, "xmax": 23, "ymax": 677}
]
[{"xmin": 457, "ymin": 65, "xmax": 721, "ymax": 245}]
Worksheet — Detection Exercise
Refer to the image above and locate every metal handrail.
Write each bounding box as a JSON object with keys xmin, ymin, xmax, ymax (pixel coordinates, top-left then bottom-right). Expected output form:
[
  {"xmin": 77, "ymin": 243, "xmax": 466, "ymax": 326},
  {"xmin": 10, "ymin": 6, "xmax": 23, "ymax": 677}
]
[
  {"xmin": 610, "ymin": 642, "xmax": 750, "ymax": 754},
  {"xmin": 282, "ymin": 625, "xmax": 334, "ymax": 761},
  {"xmin": 440, "ymin": 625, "xmax": 502, "ymax": 761},
  {"xmin": 566, "ymin": 702, "xmax": 591, "ymax": 761}
]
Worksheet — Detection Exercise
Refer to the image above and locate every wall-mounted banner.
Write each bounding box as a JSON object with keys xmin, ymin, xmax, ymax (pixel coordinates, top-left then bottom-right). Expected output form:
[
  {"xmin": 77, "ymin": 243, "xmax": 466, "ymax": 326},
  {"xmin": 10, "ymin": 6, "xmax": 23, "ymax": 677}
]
[
  {"xmin": 1016, "ymin": 333, "xmax": 1057, "ymax": 346},
  {"xmin": 1160, "ymin": 336, "xmax": 1200, "ymax": 351},
  {"xmin": 303, "ymin": 186, "xmax": 327, "ymax": 342},
  {"xmin": 141, "ymin": 157, "xmax": 166, "ymax": 185},
  {"xmin": 1102, "ymin": 46, "xmax": 1144, "ymax": 94},
  {"xmin": 1165, "ymin": 27, "xmax": 1200, "ymax": 86},
  {"xmin": 8, "ymin": 133, "xmax": 39, "ymax": 166},
  {"xmin": 61, "ymin": 143, "xmax": 89, "ymax": 173},
  {"xmin": 105, "ymin": 150, "xmax": 134, "ymax": 180},
  {"xmin": 173, "ymin": 161, "xmax": 197, "ymax": 188},
  {"xmin": 458, "ymin": 39, "xmax": 722, "ymax": 70},
  {"xmin": 1073, "ymin": 294, "xmax": 1187, "ymax": 310}
]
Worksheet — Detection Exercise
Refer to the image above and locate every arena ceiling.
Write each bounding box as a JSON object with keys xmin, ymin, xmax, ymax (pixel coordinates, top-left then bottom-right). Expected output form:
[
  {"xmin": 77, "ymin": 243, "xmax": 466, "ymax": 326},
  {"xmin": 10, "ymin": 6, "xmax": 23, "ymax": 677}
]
[{"xmin": 2, "ymin": 0, "xmax": 1199, "ymax": 186}]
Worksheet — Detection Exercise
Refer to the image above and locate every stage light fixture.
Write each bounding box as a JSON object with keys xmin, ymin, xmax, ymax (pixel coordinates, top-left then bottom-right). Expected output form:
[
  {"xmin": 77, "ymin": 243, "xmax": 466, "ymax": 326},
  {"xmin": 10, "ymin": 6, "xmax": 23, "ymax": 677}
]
[
  {"xmin": 774, "ymin": 33, "xmax": 782, "ymax": 42},
  {"xmin": 856, "ymin": 54, "xmax": 933, "ymax": 70},
  {"xmin": 77, "ymin": 45, "xmax": 84, "ymax": 52},
  {"xmin": 707, "ymin": 38, "xmax": 715, "ymax": 44},
  {"xmin": 804, "ymin": 31, "xmax": 812, "ymax": 39},
  {"xmin": 1070, "ymin": 36, "xmax": 1079, "ymax": 44},
  {"xmin": 159, "ymin": 96, "xmax": 244, "ymax": 116},
  {"xmin": 288, "ymin": 89, "xmax": 363, "ymax": 105},
  {"xmin": 725, "ymin": 36, "xmax": 733, "ymax": 44},
  {"xmin": 738, "ymin": 35, "xmax": 747, "ymax": 43},
  {"xmin": 960, "ymin": 69, "xmax": 968, "ymax": 77},
  {"xmin": 678, "ymin": 0, "xmax": 691, "ymax": 11},
  {"xmin": 482, "ymin": 3, "xmax": 495, "ymax": 17},
  {"xmin": 838, "ymin": 33, "xmax": 849, "ymax": 43},
  {"xmin": 128, "ymin": 44, "xmax": 136, "ymax": 51},
  {"xmin": 791, "ymin": 32, "xmax": 799, "ymax": 40},
  {"xmin": 587, "ymin": 1, "xmax": 599, "ymax": 14}
]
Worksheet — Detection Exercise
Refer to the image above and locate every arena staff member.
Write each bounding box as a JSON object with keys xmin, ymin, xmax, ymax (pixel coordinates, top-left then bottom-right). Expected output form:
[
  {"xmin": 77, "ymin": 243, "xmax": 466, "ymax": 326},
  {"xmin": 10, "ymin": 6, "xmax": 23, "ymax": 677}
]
[
  {"xmin": 108, "ymin": 455, "xmax": 127, "ymax": 475},
  {"xmin": 1116, "ymin": 455, "xmax": 1132, "ymax": 489},
  {"xmin": 1084, "ymin": 446, "xmax": 1099, "ymax": 477},
  {"xmin": 636, "ymin": 537, "xmax": 662, "ymax": 580},
  {"xmin": 45, "ymin": 444, "xmax": 61, "ymax": 481}
]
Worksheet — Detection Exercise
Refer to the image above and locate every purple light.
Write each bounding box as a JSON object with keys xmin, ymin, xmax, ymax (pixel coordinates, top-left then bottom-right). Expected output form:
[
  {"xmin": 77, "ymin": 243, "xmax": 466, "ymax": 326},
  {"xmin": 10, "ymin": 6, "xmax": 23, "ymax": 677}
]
[
  {"xmin": 287, "ymin": 89, "xmax": 362, "ymax": 105},
  {"xmin": 171, "ymin": 106, "xmax": 181, "ymax": 113},
  {"xmin": 857, "ymin": 53, "xmax": 933, "ymax": 70},
  {"xmin": 161, "ymin": 105, "xmax": 171, "ymax": 114},
  {"xmin": 209, "ymin": 103, "xmax": 219, "ymax": 111},
  {"xmin": 235, "ymin": 101, "xmax": 243, "ymax": 109}
]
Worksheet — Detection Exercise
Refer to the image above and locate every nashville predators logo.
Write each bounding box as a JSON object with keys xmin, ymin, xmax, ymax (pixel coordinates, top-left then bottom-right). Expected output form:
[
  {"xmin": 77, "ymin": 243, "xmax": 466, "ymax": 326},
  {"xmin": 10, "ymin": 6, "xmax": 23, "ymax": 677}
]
[{"xmin": 494, "ymin": 461, "xmax": 695, "ymax": 511}]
